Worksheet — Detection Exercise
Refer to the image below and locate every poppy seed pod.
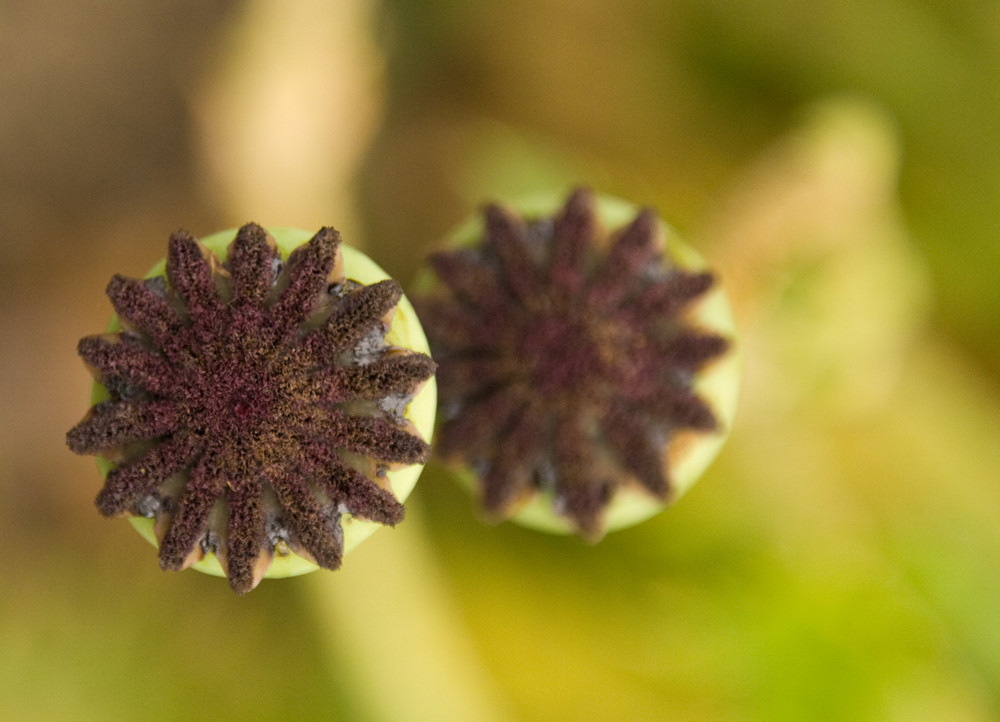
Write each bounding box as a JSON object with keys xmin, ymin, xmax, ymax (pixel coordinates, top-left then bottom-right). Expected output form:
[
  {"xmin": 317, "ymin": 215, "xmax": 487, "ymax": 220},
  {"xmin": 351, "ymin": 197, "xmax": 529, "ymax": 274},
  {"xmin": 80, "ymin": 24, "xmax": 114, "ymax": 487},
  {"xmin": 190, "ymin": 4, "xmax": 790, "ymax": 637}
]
[
  {"xmin": 67, "ymin": 224, "xmax": 436, "ymax": 594},
  {"xmin": 414, "ymin": 188, "xmax": 739, "ymax": 539}
]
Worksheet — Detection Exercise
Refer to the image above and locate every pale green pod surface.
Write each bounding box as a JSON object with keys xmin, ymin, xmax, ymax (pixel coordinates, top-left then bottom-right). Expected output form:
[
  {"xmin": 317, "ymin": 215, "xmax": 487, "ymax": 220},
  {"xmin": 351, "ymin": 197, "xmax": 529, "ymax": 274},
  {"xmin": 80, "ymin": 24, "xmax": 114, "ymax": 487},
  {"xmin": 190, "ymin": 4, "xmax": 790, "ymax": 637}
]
[{"xmin": 415, "ymin": 188, "xmax": 740, "ymax": 539}]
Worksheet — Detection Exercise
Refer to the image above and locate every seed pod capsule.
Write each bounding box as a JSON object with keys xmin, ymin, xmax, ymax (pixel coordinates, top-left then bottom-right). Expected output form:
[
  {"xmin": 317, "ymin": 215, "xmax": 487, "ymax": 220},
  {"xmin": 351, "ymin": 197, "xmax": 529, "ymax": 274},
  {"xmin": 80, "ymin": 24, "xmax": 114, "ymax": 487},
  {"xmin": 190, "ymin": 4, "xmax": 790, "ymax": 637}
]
[
  {"xmin": 415, "ymin": 188, "xmax": 739, "ymax": 539},
  {"xmin": 67, "ymin": 224, "xmax": 436, "ymax": 594}
]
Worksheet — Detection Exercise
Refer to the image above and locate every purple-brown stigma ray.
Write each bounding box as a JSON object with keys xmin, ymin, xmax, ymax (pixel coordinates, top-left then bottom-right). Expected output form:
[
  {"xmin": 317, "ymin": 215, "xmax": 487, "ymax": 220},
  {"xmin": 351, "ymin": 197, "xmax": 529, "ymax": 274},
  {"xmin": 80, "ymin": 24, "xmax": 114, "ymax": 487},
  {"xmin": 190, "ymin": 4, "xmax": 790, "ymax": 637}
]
[
  {"xmin": 67, "ymin": 223, "xmax": 435, "ymax": 594},
  {"xmin": 417, "ymin": 187, "xmax": 729, "ymax": 539}
]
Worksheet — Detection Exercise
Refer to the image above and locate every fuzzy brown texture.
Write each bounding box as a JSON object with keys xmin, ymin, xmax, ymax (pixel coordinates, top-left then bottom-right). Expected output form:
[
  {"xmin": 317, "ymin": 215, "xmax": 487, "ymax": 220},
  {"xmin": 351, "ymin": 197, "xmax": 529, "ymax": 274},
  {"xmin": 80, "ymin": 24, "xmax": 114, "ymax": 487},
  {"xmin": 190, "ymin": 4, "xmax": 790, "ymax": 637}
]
[
  {"xmin": 416, "ymin": 188, "xmax": 727, "ymax": 539},
  {"xmin": 67, "ymin": 223, "xmax": 434, "ymax": 593}
]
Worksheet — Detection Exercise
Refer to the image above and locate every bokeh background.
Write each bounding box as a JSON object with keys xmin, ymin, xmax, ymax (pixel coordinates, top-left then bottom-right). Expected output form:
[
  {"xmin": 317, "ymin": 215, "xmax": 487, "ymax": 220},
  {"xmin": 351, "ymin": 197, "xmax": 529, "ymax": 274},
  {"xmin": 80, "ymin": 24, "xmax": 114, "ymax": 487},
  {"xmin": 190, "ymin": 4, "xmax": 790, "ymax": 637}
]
[{"xmin": 2, "ymin": 1, "xmax": 999, "ymax": 720}]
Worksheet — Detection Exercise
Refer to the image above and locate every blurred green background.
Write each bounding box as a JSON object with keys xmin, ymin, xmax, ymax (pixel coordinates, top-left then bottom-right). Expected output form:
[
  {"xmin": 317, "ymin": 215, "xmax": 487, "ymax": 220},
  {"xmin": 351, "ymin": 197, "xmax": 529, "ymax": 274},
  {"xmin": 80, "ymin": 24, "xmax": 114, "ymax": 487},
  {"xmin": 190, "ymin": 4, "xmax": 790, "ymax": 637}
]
[{"xmin": 2, "ymin": 1, "xmax": 999, "ymax": 720}]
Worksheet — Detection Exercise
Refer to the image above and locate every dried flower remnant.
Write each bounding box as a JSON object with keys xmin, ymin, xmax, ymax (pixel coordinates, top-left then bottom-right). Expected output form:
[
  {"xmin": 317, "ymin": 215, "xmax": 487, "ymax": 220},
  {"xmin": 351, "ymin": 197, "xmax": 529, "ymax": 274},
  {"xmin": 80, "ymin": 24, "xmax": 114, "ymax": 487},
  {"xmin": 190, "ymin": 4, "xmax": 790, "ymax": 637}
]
[
  {"xmin": 67, "ymin": 224, "xmax": 436, "ymax": 593},
  {"xmin": 416, "ymin": 188, "xmax": 739, "ymax": 539}
]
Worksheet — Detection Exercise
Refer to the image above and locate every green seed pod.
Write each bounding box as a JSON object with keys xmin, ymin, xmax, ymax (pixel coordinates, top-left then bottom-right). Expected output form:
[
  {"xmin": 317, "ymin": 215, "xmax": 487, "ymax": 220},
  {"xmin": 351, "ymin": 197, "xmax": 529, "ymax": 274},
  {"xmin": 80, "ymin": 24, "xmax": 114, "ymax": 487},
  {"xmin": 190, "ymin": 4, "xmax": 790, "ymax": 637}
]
[
  {"xmin": 67, "ymin": 224, "xmax": 436, "ymax": 593},
  {"xmin": 414, "ymin": 188, "xmax": 739, "ymax": 539}
]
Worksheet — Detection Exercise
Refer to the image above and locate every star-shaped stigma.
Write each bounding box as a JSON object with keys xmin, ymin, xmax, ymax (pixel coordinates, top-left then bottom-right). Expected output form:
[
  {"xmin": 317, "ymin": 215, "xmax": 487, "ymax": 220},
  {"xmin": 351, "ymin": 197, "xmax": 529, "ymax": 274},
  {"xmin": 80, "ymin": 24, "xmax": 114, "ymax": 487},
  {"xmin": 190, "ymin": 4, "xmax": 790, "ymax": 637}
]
[
  {"xmin": 417, "ymin": 188, "xmax": 729, "ymax": 539},
  {"xmin": 67, "ymin": 223, "xmax": 435, "ymax": 593}
]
